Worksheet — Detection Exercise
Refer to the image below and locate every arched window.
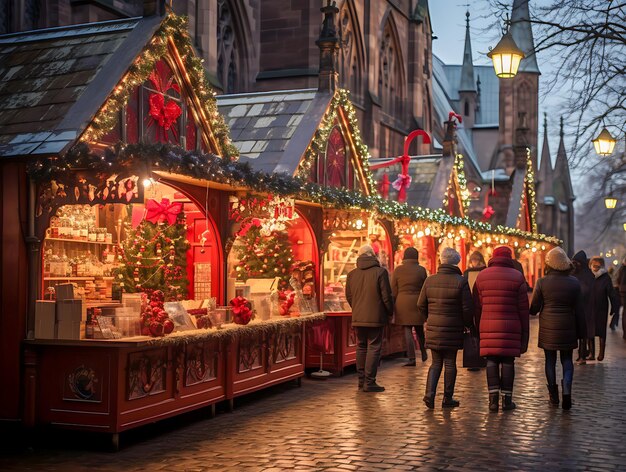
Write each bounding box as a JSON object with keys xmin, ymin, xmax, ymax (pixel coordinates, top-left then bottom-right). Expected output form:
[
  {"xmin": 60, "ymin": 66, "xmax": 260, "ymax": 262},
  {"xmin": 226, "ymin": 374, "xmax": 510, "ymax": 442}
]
[
  {"xmin": 379, "ymin": 16, "xmax": 405, "ymax": 120},
  {"xmin": 217, "ymin": 0, "xmax": 239, "ymax": 93},
  {"xmin": 338, "ymin": 2, "xmax": 362, "ymax": 99},
  {"xmin": 464, "ymin": 100, "xmax": 470, "ymax": 117},
  {"xmin": 318, "ymin": 126, "xmax": 354, "ymax": 189}
]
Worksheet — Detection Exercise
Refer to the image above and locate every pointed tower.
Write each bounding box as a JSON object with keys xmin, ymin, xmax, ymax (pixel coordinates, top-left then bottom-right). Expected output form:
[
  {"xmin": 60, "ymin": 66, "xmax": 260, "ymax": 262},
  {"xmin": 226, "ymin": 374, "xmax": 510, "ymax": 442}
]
[
  {"xmin": 553, "ymin": 117, "xmax": 575, "ymax": 254},
  {"xmin": 459, "ymin": 11, "xmax": 477, "ymax": 129},
  {"xmin": 498, "ymin": 0, "xmax": 540, "ymax": 172},
  {"xmin": 536, "ymin": 113, "xmax": 554, "ymax": 235}
]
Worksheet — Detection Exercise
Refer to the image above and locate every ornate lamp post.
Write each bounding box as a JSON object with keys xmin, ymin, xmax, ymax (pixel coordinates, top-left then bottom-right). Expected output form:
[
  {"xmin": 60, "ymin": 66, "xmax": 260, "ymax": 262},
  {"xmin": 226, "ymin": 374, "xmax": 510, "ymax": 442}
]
[
  {"xmin": 604, "ymin": 195, "xmax": 618, "ymax": 209},
  {"xmin": 592, "ymin": 127, "xmax": 617, "ymax": 156},
  {"xmin": 487, "ymin": 15, "xmax": 525, "ymax": 78}
]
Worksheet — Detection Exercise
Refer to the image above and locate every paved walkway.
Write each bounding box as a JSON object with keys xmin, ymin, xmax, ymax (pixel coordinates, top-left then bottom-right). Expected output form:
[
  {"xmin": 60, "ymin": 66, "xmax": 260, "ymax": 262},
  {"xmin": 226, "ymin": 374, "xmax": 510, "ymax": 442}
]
[{"xmin": 2, "ymin": 319, "xmax": 626, "ymax": 471}]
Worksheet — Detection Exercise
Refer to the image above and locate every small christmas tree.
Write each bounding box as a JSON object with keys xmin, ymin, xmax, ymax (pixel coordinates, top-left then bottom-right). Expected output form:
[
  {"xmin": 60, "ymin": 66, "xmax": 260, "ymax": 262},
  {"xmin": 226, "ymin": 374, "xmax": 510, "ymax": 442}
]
[
  {"xmin": 234, "ymin": 225, "xmax": 294, "ymax": 289},
  {"xmin": 116, "ymin": 210, "xmax": 189, "ymax": 301}
]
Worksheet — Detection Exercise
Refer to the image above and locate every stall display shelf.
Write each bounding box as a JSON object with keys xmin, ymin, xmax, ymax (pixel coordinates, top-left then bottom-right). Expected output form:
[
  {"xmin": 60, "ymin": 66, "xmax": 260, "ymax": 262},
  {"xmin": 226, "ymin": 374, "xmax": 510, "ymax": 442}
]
[
  {"xmin": 44, "ymin": 237, "xmax": 112, "ymax": 245},
  {"xmin": 43, "ymin": 276, "xmax": 96, "ymax": 281}
]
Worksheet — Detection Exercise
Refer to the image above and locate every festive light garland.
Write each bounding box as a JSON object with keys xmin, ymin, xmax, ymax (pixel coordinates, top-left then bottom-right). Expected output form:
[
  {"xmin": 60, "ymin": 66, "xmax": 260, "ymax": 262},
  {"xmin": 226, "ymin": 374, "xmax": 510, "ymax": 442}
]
[
  {"xmin": 296, "ymin": 89, "xmax": 376, "ymax": 193},
  {"xmin": 442, "ymin": 153, "xmax": 470, "ymax": 217},
  {"xmin": 27, "ymin": 142, "xmax": 561, "ymax": 245},
  {"xmin": 520, "ymin": 147, "xmax": 539, "ymax": 234},
  {"xmin": 79, "ymin": 14, "xmax": 238, "ymax": 159}
]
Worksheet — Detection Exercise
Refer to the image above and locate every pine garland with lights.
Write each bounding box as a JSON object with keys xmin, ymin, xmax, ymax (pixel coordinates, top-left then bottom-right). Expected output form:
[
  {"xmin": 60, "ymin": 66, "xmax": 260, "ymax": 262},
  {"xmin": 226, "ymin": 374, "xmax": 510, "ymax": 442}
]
[
  {"xmin": 115, "ymin": 213, "xmax": 190, "ymax": 301},
  {"xmin": 79, "ymin": 13, "xmax": 238, "ymax": 159},
  {"xmin": 442, "ymin": 153, "xmax": 470, "ymax": 217},
  {"xmin": 234, "ymin": 225, "xmax": 294, "ymax": 289},
  {"xmin": 28, "ymin": 141, "xmax": 561, "ymax": 246},
  {"xmin": 521, "ymin": 147, "xmax": 539, "ymax": 234},
  {"xmin": 296, "ymin": 89, "xmax": 376, "ymax": 193}
]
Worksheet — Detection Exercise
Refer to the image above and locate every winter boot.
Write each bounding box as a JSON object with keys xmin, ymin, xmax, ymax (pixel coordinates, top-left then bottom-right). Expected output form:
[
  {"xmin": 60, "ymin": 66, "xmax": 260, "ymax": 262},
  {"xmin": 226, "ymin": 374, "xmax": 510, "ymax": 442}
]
[
  {"xmin": 597, "ymin": 338, "xmax": 606, "ymax": 361},
  {"xmin": 488, "ymin": 393, "xmax": 499, "ymax": 412},
  {"xmin": 421, "ymin": 347, "xmax": 428, "ymax": 362},
  {"xmin": 442, "ymin": 396, "xmax": 460, "ymax": 408},
  {"xmin": 502, "ymin": 394, "xmax": 516, "ymax": 411},
  {"xmin": 547, "ymin": 384, "xmax": 559, "ymax": 406},
  {"xmin": 423, "ymin": 368, "xmax": 438, "ymax": 409},
  {"xmin": 587, "ymin": 339, "xmax": 595, "ymax": 360},
  {"xmin": 561, "ymin": 380, "xmax": 572, "ymax": 410}
]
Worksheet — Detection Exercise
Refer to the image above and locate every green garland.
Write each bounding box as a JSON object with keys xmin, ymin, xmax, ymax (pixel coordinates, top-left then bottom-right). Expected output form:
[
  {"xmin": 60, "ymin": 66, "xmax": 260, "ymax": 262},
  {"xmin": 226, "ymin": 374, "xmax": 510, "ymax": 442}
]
[
  {"xmin": 296, "ymin": 89, "xmax": 376, "ymax": 193},
  {"xmin": 80, "ymin": 13, "xmax": 238, "ymax": 159},
  {"xmin": 442, "ymin": 153, "xmax": 470, "ymax": 217},
  {"xmin": 522, "ymin": 147, "xmax": 539, "ymax": 234},
  {"xmin": 28, "ymin": 142, "xmax": 561, "ymax": 245}
]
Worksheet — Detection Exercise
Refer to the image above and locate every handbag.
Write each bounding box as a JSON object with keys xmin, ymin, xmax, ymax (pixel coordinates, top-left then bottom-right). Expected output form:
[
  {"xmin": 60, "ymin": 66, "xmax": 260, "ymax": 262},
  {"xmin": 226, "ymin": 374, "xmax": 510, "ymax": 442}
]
[{"xmin": 462, "ymin": 329, "xmax": 486, "ymax": 368}]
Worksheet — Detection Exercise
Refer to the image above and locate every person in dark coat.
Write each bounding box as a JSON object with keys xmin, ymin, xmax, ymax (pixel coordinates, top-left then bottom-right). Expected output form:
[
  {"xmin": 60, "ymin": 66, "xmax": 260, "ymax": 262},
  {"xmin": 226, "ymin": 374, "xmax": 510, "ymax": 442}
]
[
  {"xmin": 530, "ymin": 247, "xmax": 584, "ymax": 410},
  {"xmin": 572, "ymin": 250, "xmax": 595, "ymax": 363},
  {"xmin": 617, "ymin": 257, "xmax": 626, "ymax": 340},
  {"xmin": 391, "ymin": 247, "xmax": 428, "ymax": 366},
  {"xmin": 417, "ymin": 247, "xmax": 474, "ymax": 408},
  {"xmin": 588, "ymin": 256, "xmax": 621, "ymax": 361},
  {"xmin": 346, "ymin": 245, "xmax": 394, "ymax": 392},
  {"xmin": 463, "ymin": 250, "xmax": 486, "ymax": 292},
  {"xmin": 473, "ymin": 246, "xmax": 529, "ymax": 412}
]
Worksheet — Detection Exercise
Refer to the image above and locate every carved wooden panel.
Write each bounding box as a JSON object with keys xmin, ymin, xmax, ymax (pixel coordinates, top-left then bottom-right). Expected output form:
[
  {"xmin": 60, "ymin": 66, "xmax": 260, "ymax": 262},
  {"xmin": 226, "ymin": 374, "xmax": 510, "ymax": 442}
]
[
  {"xmin": 184, "ymin": 341, "xmax": 218, "ymax": 386},
  {"xmin": 272, "ymin": 330, "xmax": 298, "ymax": 364},
  {"xmin": 64, "ymin": 364, "xmax": 101, "ymax": 403},
  {"xmin": 238, "ymin": 337, "xmax": 263, "ymax": 373},
  {"xmin": 127, "ymin": 349, "xmax": 167, "ymax": 400}
]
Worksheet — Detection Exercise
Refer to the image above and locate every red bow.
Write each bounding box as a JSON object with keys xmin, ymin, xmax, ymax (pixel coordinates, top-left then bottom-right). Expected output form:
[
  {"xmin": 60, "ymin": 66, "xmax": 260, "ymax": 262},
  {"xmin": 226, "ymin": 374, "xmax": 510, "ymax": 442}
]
[
  {"xmin": 482, "ymin": 205, "xmax": 495, "ymax": 220},
  {"xmin": 392, "ymin": 174, "xmax": 412, "ymax": 202},
  {"xmin": 236, "ymin": 218, "xmax": 261, "ymax": 237},
  {"xmin": 145, "ymin": 198, "xmax": 183, "ymax": 225},
  {"xmin": 149, "ymin": 94, "xmax": 182, "ymax": 132}
]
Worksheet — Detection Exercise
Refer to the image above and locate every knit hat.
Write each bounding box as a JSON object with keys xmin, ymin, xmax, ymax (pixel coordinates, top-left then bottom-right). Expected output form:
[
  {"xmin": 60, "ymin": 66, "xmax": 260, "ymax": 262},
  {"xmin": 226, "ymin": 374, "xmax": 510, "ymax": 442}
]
[
  {"xmin": 546, "ymin": 247, "xmax": 572, "ymax": 271},
  {"xmin": 403, "ymin": 247, "xmax": 419, "ymax": 260},
  {"xmin": 440, "ymin": 247, "xmax": 461, "ymax": 265},
  {"xmin": 358, "ymin": 244, "xmax": 375, "ymax": 257},
  {"xmin": 492, "ymin": 246, "xmax": 512, "ymax": 259}
]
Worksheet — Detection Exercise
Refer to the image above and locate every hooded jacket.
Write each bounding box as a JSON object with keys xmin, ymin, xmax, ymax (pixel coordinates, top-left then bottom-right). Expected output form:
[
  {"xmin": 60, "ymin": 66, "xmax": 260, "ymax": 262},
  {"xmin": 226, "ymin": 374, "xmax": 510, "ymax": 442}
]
[
  {"xmin": 473, "ymin": 257, "xmax": 530, "ymax": 357},
  {"xmin": 417, "ymin": 264, "xmax": 474, "ymax": 350},
  {"xmin": 572, "ymin": 250, "xmax": 595, "ymax": 338},
  {"xmin": 346, "ymin": 254, "xmax": 394, "ymax": 327},
  {"xmin": 391, "ymin": 259, "xmax": 428, "ymax": 326},
  {"xmin": 590, "ymin": 268, "xmax": 621, "ymax": 338},
  {"xmin": 530, "ymin": 268, "xmax": 585, "ymax": 350}
]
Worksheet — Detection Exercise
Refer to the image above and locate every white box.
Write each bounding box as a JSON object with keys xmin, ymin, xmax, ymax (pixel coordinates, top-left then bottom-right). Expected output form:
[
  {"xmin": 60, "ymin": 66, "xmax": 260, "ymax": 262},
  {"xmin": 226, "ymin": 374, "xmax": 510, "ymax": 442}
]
[
  {"xmin": 35, "ymin": 300, "xmax": 56, "ymax": 339},
  {"xmin": 57, "ymin": 319, "xmax": 81, "ymax": 340}
]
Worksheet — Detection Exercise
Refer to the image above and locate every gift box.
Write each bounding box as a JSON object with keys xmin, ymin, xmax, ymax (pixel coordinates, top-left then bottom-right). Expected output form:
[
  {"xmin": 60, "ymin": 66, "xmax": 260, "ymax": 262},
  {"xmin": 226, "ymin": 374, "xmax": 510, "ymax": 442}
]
[
  {"xmin": 56, "ymin": 299, "xmax": 82, "ymax": 340},
  {"xmin": 55, "ymin": 283, "xmax": 74, "ymax": 301},
  {"xmin": 34, "ymin": 300, "xmax": 56, "ymax": 339}
]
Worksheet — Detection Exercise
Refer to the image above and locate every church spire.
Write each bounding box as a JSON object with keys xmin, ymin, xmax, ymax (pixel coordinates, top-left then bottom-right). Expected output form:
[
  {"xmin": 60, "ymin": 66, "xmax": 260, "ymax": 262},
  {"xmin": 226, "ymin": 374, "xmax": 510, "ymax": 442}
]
[
  {"xmin": 459, "ymin": 11, "xmax": 476, "ymax": 92},
  {"xmin": 538, "ymin": 112, "xmax": 553, "ymax": 193},
  {"xmin": 555, "ymin": 116, "xmax": 574, "ymax": 199},
  {"xmin": 510, "ymin": 0, "xmax": 540, "ymax": 74}
]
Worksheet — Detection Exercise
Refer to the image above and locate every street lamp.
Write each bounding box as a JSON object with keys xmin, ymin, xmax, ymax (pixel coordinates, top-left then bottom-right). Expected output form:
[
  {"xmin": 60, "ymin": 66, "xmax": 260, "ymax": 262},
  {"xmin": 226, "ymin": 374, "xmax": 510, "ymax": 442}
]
[
  {"xmin": 487, "ymin": 15, "xmax": 525, "ymax": 78},
  {"xmin": 592, "ymin": 127, "xmax": 617, "ymax": 156},
  {"xmin": 604, "ymin": 195, "xmax": 618, "ymax": 209},
  {"xmin": 623, "ymin": 223, "xmax": 626, "ymax": 231}
]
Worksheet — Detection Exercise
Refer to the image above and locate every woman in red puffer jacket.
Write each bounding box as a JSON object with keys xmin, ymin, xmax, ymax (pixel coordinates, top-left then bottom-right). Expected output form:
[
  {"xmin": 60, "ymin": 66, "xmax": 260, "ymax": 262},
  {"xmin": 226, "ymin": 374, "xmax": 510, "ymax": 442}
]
[{"xmin": 473, "ymin": 246, "xmax": 529, "ymax": 412}]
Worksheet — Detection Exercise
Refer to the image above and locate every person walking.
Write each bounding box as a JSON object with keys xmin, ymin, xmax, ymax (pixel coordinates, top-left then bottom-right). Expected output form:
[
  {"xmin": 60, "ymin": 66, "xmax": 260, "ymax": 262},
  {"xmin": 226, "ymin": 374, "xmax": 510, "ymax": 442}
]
[
  {"xmin": 391, "ymin": 247, "xmax": 428, "ymax": 366},
  {"xmin": 463, "ymin": 250, "xmax": 486, "ymax": 292},
  {"xmin": 529, "ymin": 247, "xmax": 584, "ymax": 410},
  {"xmin": 473, "ymin": 246, "xmax": 529, "ymax": 412},
  {"xmin": 617, "ymin": 257, "xmax": 626, "ymax": 340},
  {"xmin": 588, "ymin": 256, "xmax": 621, "ymax": 361},
  {"xmin": 418, "ymin": 247, "xmax": 474, "ymax": 409},
  {"xmin": 345, "ymin": 244, "xmax": 394, "ymax": 392},
  {"xmin": 572, "ymin": 251, "xmax": 595, "ymax": 363}
]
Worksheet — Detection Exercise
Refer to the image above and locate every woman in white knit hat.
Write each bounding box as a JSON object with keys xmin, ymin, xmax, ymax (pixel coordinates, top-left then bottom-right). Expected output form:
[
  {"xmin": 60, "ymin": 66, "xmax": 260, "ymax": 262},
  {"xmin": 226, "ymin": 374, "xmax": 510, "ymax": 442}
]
[{"xmin": 529, "ymin": 247, "xmax": 585, "ymax": 410}]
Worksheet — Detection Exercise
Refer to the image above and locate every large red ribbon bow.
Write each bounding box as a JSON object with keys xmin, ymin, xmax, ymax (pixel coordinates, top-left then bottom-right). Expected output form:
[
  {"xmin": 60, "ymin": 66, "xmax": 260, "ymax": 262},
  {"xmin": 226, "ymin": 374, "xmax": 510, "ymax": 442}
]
[
  {"xmin": 149, "ymin": 94, "xmax": 182, "ymax": 131},
  {"xmin": 145, "ymin": 198, "xmax": 183, "ymax": 225}
]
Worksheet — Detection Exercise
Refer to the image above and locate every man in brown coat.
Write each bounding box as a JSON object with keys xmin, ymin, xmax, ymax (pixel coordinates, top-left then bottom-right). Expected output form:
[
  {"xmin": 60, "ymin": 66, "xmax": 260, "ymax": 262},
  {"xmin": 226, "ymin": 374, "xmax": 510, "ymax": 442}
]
[{"xmin": 346, "ymin": 245, "xmax": 394, "ymax": 392}]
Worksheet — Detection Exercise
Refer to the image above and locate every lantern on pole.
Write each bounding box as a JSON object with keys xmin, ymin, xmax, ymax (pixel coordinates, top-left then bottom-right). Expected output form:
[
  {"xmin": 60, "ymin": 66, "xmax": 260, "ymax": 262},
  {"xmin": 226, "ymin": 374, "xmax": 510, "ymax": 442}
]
[
  {"xmin": 592, "ymin": 128, "xmax": 617, "ymax": 156},
  {"xmin": 604, "ymin": 195, "xmax": 618, "ymax": 209},
  {"xmin": 487, "ymin": 15, "xmax": 525, "ymax": 78}
]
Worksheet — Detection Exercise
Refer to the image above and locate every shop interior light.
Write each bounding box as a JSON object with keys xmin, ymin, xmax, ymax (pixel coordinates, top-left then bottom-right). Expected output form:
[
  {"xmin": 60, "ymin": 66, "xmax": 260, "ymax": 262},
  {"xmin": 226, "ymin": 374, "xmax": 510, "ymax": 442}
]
[{"xmin": 592, "ymin": 128, "xmax": 617, "ymax": 156}]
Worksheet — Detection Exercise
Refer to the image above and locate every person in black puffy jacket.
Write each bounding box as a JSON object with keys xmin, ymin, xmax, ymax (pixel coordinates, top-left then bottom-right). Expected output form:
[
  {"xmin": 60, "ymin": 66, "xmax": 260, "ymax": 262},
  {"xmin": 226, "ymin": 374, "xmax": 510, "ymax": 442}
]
[
  {"xmin": 571, "ymin": 250, "xmax": 594, "ymax": 363},
  {"xmin": 417, "ymin": 247, "xmax": 474, "ymax": 409},
  {"xmin": 530, "ymin": 247, "xmax": 584, "ymax": 410}
]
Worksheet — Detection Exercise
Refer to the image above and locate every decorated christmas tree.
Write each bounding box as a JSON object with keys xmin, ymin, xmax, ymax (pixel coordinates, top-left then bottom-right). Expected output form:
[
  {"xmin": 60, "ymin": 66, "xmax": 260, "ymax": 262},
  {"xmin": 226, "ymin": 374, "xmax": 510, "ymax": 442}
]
[
  {"xmin": 234, "ymin": 225, "xmax": 294, "ymax": 289},
  {"xmin": 116, "ymin": 200, "xmax": 190, "ymax": 301}
]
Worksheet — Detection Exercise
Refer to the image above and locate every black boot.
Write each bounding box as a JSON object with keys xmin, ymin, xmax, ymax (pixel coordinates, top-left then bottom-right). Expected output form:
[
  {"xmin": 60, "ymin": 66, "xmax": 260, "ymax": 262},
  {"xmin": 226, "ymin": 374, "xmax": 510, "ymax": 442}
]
[
  {"xmin": 423, "ymin": 368, "xmax": 439, "ymax": 409},
  {"xmin": 562, "ymin": 380, "xmax": 572, "ymax": 410},
  {"xmin": 597, "ymin": 338, "xmax": 606, "ymax": 362},
  {"xmin": 502, "ymin": 394, "xmax": 516, "ymax": 411},
  {"xmin": 489, "ymin": 393, "xmax": 499, "ymax": 412},
  {"xmin": 421, "ymin": 348, "xmax": 428, "ymax": 362},
  {"xmin": 442, "ymin": 396, "xmax": 460, "ymax": 408},
  {"xmin": 547, "ymin": 384, "xmax": 559, "ymax": 406},
  {"xmin": 587, "ymin": 339, "xmax": 595, "ymax": 360}
]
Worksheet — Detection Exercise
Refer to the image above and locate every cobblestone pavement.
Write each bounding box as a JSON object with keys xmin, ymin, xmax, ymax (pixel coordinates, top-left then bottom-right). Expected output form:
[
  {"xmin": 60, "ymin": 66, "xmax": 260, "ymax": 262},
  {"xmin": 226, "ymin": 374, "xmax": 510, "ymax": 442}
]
[{"xmin": 2, "ymin": 319, "xmax": 626, "ymax": 471}]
